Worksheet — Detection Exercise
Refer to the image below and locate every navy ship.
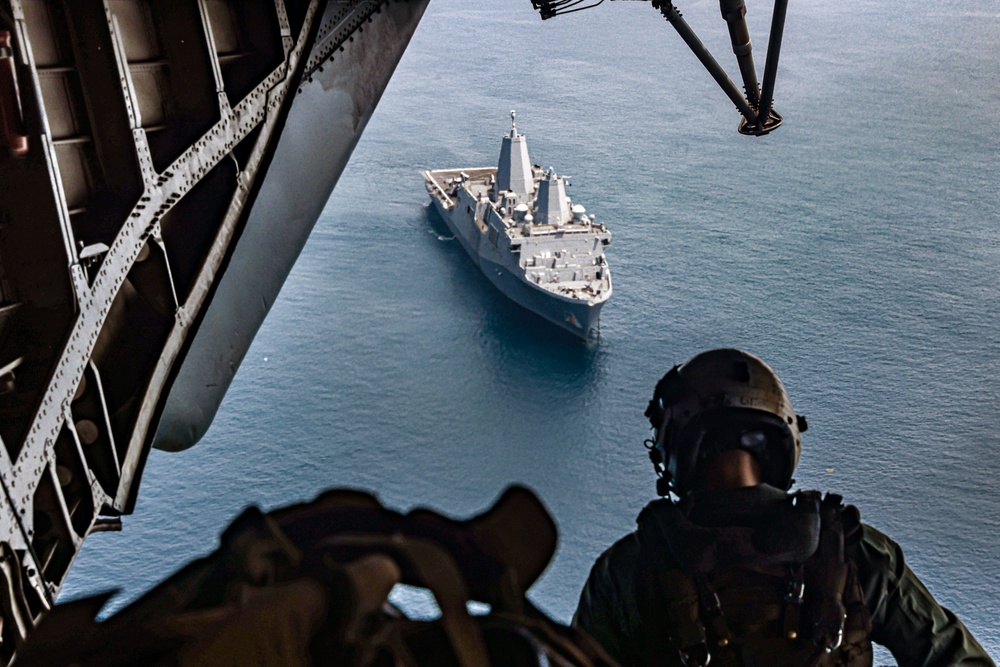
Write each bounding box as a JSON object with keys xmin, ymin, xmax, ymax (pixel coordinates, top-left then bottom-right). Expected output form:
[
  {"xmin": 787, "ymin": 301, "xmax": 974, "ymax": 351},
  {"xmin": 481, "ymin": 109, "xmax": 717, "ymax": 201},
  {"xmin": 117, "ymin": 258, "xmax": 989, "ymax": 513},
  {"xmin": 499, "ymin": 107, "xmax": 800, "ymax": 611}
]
[
  {"xmin": 422, "ymin": 112, "xmax": 612, "ymax": 339},
  {"xmin": 0, "ymin": 0, "xmax": 427, "ymax": 658}
]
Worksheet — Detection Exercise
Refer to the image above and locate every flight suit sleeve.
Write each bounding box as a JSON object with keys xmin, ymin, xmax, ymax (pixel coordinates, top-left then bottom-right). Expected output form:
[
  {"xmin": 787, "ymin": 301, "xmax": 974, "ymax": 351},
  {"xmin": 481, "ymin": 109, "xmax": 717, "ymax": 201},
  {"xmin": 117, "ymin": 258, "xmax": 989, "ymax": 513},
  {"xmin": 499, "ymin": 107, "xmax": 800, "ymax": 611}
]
[
  {"xmin": 572, "ymin": 534, "xmax": 644, "ymax": 667},
  {"xmin": 854, "ymin": 523, "xmax": 996, "ymax": 667}
]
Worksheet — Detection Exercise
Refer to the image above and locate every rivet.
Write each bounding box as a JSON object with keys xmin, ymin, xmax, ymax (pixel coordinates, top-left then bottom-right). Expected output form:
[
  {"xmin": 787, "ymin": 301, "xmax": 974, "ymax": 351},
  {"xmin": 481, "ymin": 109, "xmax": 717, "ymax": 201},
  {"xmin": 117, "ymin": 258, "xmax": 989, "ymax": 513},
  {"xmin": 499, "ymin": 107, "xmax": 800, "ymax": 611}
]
[{"xmin": 718, "ymin": 638, "xmax": 729, "ymax": 647}]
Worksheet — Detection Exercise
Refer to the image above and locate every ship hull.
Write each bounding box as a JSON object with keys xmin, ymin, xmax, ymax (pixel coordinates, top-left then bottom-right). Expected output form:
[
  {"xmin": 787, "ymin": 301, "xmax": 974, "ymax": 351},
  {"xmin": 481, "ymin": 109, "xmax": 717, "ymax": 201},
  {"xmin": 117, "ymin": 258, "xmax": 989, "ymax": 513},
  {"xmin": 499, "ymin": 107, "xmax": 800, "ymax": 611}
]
[{"xmin": 430, "ymin": 196, "xmax": 605, "ymax": 339}]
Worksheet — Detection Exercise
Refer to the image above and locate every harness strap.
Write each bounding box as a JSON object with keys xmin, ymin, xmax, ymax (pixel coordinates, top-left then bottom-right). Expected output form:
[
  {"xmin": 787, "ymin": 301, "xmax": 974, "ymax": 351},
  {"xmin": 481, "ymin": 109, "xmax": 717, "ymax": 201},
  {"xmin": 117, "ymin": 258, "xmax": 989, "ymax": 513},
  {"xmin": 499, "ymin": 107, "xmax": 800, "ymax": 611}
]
[
  {"xmin": 693, "ymin": 574, "xmax": 733, "ymax": 651},
  {"xmin": 781, "ymin": 563, "xmax": 805, "ymax": 641},
  {"xmin": 635, "ymin": 532, "xmax": 709, "ymax": 667},
  {"xmin": 805, "ymin": 494, "xmax": 849, "ymax": 651},
  {"xmin": 663, "ymin": 570, "xmax": 708, "ymax": 649}
]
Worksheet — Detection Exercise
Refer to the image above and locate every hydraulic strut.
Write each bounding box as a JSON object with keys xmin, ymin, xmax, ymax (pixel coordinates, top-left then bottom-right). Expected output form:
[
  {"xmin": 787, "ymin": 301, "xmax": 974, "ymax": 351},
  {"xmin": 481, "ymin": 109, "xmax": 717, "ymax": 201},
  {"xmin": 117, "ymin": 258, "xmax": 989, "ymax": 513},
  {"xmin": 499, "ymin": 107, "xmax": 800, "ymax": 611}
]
[
  {"xmin": 531, "ymin": 0, "xmax": 790, "ymax": 136},
  {"xmin": 720, "ymin": 0, "xmax": 760, "ymax": 110},
  {"xmin": 757, "ymin": 0, "xmax": 789, "ymax": 131}
]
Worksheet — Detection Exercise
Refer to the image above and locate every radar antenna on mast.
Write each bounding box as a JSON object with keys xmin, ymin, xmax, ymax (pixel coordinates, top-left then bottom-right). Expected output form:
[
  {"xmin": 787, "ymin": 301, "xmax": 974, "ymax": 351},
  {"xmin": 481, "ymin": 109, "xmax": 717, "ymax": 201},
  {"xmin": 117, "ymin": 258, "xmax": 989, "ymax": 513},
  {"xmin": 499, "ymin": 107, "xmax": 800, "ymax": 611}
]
[{"xmin": 529, "ymin": 0, "xmax": 788, "ymax": 136}]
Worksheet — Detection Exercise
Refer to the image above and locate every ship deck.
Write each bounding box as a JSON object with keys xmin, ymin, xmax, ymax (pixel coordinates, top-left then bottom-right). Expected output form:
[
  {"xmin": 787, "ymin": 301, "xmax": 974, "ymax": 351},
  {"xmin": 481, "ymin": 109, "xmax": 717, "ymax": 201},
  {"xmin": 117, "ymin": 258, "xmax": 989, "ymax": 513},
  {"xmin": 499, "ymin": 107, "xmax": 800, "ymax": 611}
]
[{"xmin": 422, "ymin": 167, "xmax": 497, "ymax": 206}]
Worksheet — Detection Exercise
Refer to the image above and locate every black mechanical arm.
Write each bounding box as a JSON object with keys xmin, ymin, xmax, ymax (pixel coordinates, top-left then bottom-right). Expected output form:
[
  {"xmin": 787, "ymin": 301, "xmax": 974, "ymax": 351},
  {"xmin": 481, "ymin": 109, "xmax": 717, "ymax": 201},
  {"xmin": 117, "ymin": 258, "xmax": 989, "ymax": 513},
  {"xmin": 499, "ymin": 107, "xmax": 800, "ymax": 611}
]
[{"xmin": 530, "ymin": 0, "xmax": 788, "ymax": 136}]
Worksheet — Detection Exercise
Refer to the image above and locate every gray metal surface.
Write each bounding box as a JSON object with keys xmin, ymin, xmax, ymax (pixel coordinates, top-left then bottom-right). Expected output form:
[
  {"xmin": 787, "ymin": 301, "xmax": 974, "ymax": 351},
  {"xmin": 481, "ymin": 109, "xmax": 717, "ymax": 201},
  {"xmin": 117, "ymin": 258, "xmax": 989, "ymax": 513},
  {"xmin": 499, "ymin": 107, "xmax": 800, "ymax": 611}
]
[
  {"xmin": 0, "ymin": 0, "xmax": 428, "ymax": 659},
  {"xmin": 422, "ymin": 112, "xmax": 612, "ymax": 339},
  {"xmin": 154, "ymin": 0, "xmax": 429, "ymax": 452}
]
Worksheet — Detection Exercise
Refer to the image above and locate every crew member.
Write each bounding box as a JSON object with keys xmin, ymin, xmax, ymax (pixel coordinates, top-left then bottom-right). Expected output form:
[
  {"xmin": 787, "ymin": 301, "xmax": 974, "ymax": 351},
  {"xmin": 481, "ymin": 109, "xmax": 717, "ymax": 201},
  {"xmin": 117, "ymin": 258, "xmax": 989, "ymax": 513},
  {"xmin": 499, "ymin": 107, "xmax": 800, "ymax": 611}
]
[{"xmin": 573, "ymin": 348, "xmax": 994, "ymax": 666}]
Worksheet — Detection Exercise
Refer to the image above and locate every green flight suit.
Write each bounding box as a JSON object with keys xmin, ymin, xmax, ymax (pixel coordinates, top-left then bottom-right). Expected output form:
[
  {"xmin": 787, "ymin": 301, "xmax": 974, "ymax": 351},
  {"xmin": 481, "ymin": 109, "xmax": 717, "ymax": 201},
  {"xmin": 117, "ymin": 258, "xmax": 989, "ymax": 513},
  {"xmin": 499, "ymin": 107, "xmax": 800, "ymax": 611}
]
[{"xmin": 573, "ymin": 486, "xmax": 995, "ymax": 667}]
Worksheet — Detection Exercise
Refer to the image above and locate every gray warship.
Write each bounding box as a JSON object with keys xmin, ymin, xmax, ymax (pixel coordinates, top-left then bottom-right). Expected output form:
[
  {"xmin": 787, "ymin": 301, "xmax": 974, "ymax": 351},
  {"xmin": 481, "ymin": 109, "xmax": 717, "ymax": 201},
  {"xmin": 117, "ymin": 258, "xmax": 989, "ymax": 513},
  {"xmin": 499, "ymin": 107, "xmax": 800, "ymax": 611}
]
[{"xmin": 422, "ymin": 112, "xmax": 612, "ymax": 339}]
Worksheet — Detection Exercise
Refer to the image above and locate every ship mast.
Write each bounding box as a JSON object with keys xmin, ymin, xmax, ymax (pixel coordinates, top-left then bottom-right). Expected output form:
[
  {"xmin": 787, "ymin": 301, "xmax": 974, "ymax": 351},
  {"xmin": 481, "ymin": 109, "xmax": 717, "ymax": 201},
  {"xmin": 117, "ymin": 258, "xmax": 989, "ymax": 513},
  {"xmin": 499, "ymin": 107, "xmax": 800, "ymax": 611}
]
[{"xmin": 495, "ymin": 109, "xmax": 535, "ymax": 203}]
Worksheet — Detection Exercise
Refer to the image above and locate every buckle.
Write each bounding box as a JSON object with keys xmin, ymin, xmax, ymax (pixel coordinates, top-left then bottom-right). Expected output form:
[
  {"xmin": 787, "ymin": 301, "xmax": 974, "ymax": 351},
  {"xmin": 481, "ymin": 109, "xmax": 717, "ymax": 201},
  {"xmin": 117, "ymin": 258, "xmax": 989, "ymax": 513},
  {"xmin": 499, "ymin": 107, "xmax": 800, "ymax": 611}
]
[
  {"xmin": 784, "ymin": 579, "xmax": 805, "ymax": 603},
  {"xmin": 679, "ymin": 642, "xmax": 711, "ymax": 667}
]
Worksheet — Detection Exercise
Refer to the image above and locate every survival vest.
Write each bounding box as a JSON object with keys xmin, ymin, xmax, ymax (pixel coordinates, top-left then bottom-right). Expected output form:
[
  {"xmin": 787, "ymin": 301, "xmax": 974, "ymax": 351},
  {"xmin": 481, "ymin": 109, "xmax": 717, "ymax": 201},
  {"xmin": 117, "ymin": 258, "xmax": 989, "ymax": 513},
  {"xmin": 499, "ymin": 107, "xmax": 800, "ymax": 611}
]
[{"xmin": 634, "ymin": 489, "xmax": 872, "ymax": 667}]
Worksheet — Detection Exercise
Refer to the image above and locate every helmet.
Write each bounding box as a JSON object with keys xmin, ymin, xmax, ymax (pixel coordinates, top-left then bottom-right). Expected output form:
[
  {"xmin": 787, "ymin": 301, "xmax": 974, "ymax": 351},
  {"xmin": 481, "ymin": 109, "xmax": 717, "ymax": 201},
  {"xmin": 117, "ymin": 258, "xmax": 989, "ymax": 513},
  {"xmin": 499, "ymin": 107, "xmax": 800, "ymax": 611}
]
[{"xmin": 644, "ymin": 349, "xmax": 807, "ymax": 497}]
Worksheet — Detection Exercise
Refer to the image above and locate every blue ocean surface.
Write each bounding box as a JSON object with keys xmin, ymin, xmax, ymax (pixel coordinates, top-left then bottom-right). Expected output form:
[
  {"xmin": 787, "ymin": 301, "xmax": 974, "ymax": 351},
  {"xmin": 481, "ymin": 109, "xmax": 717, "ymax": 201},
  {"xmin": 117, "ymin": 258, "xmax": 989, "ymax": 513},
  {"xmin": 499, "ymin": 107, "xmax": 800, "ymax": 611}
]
[{"xmin": 62, "ymin": 0, "xmax": 998, "ymax": 661}]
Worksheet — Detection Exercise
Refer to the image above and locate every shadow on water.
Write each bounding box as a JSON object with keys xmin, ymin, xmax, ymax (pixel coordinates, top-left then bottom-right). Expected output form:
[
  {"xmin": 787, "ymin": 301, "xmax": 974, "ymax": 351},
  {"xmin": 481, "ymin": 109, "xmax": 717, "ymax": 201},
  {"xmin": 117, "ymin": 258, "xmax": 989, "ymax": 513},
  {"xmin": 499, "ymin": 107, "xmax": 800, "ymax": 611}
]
[
  {"xmin": 423, "ymin": 202, "xmax": 455, "ymax": 240},
  {"xmin": 423, "ymin": 203, "xmax": 455, "ymax": 241}
]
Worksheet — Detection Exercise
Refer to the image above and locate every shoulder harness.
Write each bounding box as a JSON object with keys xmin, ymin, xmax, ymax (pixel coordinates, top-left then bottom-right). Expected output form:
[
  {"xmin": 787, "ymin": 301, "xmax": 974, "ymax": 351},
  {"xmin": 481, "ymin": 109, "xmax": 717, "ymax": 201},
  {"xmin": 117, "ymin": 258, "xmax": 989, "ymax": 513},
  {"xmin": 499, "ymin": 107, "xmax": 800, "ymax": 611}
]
[{"xmin": 634, "ymin": 491, "xmax": 872, "ymax": 667}]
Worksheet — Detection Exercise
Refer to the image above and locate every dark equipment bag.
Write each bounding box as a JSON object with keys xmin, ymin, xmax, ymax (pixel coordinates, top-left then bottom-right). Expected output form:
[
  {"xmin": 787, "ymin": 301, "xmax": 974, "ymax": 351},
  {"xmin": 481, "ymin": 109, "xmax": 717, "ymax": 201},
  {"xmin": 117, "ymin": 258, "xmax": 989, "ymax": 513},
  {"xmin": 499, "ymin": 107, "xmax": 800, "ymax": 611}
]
[{"xmin": 15, "ymin": 486, "xmax": 618, "ymax": 667}]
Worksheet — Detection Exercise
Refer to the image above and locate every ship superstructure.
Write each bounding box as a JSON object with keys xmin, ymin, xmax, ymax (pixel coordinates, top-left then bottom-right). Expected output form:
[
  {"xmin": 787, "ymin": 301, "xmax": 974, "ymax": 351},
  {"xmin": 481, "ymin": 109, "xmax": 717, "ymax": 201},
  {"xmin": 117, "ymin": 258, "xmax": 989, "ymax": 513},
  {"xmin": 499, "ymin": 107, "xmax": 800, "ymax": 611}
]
[
  {"xmin": 0, "ymin": 0, "xmax": 427, "ymax": 658},
  {"xmin": 422, "ymin": 112, "xmax": 611, "ymax": 338}
]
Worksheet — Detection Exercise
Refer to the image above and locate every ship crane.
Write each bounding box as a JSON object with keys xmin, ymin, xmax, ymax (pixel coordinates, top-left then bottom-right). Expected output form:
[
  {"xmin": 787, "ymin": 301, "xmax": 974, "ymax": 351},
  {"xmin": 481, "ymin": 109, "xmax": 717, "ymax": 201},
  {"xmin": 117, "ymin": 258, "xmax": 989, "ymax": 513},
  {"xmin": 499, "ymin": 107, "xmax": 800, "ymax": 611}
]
[{"xmin": 531, "ymin": 0, "xmax": 789, "ymax": 136}]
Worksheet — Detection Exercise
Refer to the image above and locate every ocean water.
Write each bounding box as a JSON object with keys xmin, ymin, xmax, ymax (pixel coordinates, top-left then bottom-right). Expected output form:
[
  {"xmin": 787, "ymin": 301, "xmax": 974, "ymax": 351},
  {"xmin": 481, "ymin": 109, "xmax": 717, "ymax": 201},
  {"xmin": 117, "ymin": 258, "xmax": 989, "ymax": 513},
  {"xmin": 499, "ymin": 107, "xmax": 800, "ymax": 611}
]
[{"xmin": 61, "ymin": 0, "xmax": 998, "ymax": 661}]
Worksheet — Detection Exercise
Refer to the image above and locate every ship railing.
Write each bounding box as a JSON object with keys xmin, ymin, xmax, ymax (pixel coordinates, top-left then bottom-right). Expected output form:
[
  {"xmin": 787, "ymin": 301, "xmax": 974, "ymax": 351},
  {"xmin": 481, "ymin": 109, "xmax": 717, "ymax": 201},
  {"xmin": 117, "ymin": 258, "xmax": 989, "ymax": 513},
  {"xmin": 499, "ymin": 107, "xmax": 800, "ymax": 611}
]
[{"xmin": 421, "ymin": 170, "xmax": 454, "ymax": 205}]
